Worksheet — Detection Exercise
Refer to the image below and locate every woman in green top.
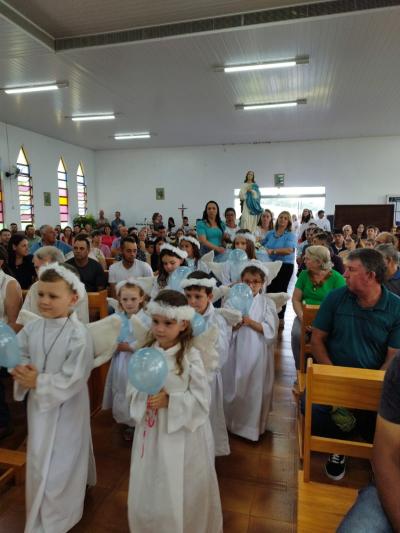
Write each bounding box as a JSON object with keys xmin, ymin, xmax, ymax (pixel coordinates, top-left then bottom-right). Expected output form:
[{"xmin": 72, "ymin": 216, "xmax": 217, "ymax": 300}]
[{"xmin": 291, "ymin": 245, "xmax": 346, "ymax": 369}]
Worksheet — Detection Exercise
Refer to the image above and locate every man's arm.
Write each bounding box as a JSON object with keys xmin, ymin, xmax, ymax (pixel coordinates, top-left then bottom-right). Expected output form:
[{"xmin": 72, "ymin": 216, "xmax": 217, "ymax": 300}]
[
  {"xmin": 372, "ymin": 416, "xmax": 400, "ymax": 531},
  {"xmin": 381, "ymin": 347, "xmax": 399, "ymax": 370},
  {"xmin": 95, "ymin": 263, "xmax": 107, "ymax": 291},
  {"xmin": 310, "ymin": 328, "xmax": 333, "ymax": 365}
]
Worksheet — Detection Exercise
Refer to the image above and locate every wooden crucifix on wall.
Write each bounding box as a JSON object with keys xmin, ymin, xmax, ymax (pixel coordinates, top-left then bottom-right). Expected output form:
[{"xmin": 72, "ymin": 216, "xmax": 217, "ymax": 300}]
[{"xmin": 178, "ymin": 203, "xmax": 188, "ymax": 219}]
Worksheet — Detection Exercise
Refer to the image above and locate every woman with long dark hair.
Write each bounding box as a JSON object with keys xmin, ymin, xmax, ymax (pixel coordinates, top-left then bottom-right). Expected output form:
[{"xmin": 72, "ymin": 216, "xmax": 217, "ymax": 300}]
[
  {"xmin": 197, "ymin": 201, "xmax": 227, "ymax": 255},
  {"xmin": 7, "ymin": 234, "xmax": 36, "ymax": 289}
]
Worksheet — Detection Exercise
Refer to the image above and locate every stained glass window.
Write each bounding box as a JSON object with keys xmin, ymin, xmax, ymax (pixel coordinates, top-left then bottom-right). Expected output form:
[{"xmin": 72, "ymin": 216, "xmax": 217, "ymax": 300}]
[
  {"xmin": 77, "ymin": 163, "xmax": 87, "ymax": 216},
  {"xmin": 16, "ymin": 147, "xmax": 34, "ymax": 228},
  {"xmin": 58, "ymin": 158, "xmax": 69, "ymax": 225}
]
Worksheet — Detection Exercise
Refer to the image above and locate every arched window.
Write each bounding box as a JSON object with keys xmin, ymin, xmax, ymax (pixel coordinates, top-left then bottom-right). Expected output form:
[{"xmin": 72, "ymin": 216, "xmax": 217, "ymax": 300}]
[
  {"xmin": 0, "ymin": 180, "xmax": 4, "ymax": 229},
  {"xmin": 16, "ymin": 147, "xmax": 34, "ymax": 228},
  {"xmin": 58, "ymin": 158, "xmax": 69, "ymax": 225},
  {"xmin": 76, "ymin": 163, "xmax": 87, "ymax": 215}
]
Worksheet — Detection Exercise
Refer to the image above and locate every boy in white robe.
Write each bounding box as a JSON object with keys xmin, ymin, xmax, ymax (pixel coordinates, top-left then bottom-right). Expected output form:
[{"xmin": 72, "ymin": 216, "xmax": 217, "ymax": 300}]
[
  {"xmin": 11, "ymin": 264, "xmax": 96, "ymax": 533},
  {"xmin": 223, "ymin": 264, "xmax": 278, "ymax": 441},
  {"xmin": 182, "ymin": 271, "xmax": 235, "ymax": 456}
]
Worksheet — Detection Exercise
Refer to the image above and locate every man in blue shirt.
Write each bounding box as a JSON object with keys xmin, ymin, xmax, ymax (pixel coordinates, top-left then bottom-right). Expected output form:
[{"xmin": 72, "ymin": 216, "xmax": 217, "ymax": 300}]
[
  {"xmin": 310, "ymin": 248, "xmax": 400, "ymax": 480},
  {"xmin": 30, "ymin": 225, "xmax": 72, "ymax": 255},
  {"xmin": 111, "ymin": 211, "xmax": 126, "ymax": 235}
]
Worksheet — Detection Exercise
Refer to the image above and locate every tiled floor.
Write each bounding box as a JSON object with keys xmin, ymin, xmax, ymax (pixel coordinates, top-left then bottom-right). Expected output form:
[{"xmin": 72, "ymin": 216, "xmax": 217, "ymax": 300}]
[{"xmin": 0, "ymin": 291, "xmax": 371, "ymax": 532}]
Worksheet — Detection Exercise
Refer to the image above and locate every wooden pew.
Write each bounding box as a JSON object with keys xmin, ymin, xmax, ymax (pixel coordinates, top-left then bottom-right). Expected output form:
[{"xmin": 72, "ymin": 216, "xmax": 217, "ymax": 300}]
[
  {"xmin": 0, "ymin": 449, "xmax": 26, "ymax": 487},
  {"xmin": 297, "ymin": 304, "xmax": 319, "ymax": 459},
  {"xmin": 297, "ymin": 361, "xmax": 385, "ymax": 533},
  {"xmin": 87, "ymin": 290, "xmax": 110, "ymax": 415},
  {"xmin": 105, "ymin": 257, "xmax": 116, "ymax": 268}
]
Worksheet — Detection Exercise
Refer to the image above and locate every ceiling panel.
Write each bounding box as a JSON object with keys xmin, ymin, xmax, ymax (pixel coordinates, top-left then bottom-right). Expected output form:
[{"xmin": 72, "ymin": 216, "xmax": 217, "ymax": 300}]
[
  {"xmin": 5, "ymin": 0, "xmax": 320, "ymax": 38},
  {"xmin": 0, "ymin": 8, "xmax": 400, "ymax": 150}
]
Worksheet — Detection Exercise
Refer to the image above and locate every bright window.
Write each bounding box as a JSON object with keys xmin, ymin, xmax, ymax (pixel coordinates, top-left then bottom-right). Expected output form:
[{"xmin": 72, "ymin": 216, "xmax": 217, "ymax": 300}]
[
  {"xmin": 58, "ymin": 158, "xmax": 69, "ymax": 225},
  {"xmin": 76, "ymin": 163, "xmax": 87, "ymax": 216},
  {"xmin": 16, "ymin": 147, "xmax": 34, "ymax": 229}
]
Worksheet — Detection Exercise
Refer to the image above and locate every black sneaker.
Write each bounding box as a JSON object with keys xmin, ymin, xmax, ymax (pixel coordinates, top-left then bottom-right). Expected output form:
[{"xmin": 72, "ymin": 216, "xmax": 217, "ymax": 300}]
[{"xmin": 325, "ymin": 454, "xmax": 346, "ymax": 480}]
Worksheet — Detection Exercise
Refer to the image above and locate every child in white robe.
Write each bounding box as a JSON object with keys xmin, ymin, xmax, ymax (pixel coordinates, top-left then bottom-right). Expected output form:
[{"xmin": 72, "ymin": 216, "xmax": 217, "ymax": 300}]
[
  {"xmin": 223, "ymin": 263, "xmax": 278, "ymax": 441},
  {"xmin": 11, "ymin": 263, "xmax": 96, "ymax": 533},
  {"xmin": 102, "ymin": 278, "xmax": 149, "ymax": 441},
  {"xmin": 151, "ymin": 243, "xmax": 189, "ymax": 298},
  {"xmin": 127, "ymin": 290, "xmax": 223, "ymax": 533},
  {"xmin": 179, "ymin": 236, "xmax": 210, "ymax": 273},
  {"xmin": 183, "ymin": 271, "xmax": 232, "ymax": 456},
  {"xmin": 217, "ymin": 231, "xmax": 257, "ymax": 285}
]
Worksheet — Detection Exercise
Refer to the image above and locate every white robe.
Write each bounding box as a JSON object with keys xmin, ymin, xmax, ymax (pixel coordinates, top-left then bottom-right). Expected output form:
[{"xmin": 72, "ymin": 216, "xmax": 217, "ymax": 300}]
[
  {"xmin": 222, "ymin": 293, "xmax": 278, "ymax": 441},
  {"xmin": 102, "ymin": 309, "xmax": 147, "ymax": 425},
  {"xmin": 15, "ymin": 313, "xmax": 96, "ymax": 533},
  {"xmin": 239, "ymin": 184, "xmax": 259, "ymax": 233},
  {"xmin": 202, "ymin": 303, "xmax": 231, "ymax": 456},
  {"xmin": 127, "ymin": 343, "xmax": 222, "ymax": 533}
]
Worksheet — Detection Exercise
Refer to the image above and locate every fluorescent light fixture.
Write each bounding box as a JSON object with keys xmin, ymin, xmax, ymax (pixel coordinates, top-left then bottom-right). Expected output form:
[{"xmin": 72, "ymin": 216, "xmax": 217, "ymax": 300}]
[
  {"xmin": 236, "ymin": 99, "xmax": 307, "ymax": 111},
  {"xmin": 3, "ymin": 81, "xmax": 68, "ymax": 94},
  {"xmin": 71, "ymin": 114, "xmax": 116, "ymax": 122},
  {"xmin": 218, "ymin": 56, "xmax": 309, "ymax": 73},
  {"xmin": 114, "ymin": 132, "xmax": 151, "ymax": 140}
]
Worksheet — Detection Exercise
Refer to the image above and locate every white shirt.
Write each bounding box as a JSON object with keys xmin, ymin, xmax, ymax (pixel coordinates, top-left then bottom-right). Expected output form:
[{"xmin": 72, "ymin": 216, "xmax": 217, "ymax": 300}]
[
  {"xmin": 315, "ymin": 217, "xmax": 331, "ymax": 232},
  {"xmin": 225, "ymin": 225, "xmax": 239, "ymax": 242},
  {"xmin": 108, "ymin": 259, "xmax": 153, "ymax": 284}
]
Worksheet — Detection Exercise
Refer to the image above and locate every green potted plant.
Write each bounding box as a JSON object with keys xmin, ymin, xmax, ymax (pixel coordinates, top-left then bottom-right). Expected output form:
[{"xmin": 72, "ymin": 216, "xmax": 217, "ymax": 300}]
[{"xmin": 72, "ymin": 214, "xmax": 97, "ymax": 228}]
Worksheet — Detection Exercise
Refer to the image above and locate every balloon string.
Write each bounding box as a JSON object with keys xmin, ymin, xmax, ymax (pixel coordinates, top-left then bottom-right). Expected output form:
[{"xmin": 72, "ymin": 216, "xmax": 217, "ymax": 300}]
[{"xmin": 140, "ymin": 407, "xmax": 158, "ymax": 459}]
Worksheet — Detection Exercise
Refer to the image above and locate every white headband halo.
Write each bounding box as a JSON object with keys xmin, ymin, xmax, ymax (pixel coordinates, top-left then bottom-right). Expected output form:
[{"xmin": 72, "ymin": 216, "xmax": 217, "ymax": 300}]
[
  {"xmin": 115, "ymin": 276, "xmax": 153, "ymax": 297},
  {"xmin": 146, "ymin": 301, "xmax": 195, "ymax": 322},
  {"xmin": 181, "ymin": 277, "xmax": 217, "ymax": 290},
  {"xmin": 179, "ymin": 236, "xmax": 200, "ymax": 249},
  {"xmin": 235, "ymin": 232, "xmax": 256, "ymax": 243},
  {"xmin": 238, "ymin": 259, "xmax": 270, "ymax": 283},
  {"xmin": 160, "ymin": 243, "xmax": 188, "ymax": 260},
  {"xmin": 38, "ymin": 263, "xmax": 86, "ymax": 301}
]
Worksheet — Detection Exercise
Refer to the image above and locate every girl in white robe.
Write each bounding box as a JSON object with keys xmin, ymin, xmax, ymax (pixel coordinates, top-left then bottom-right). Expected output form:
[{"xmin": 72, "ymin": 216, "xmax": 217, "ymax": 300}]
[
  {"xmin": 150, "ymin": 243, "xmax": 189, "ymax": 299},
  {"xmin": 127, "ymin": 290, "xmax": 222, "ymax": 533},
  {"xmin": 102, "ymin": 279, "xmax": 149, "ymax": 440},
  {"xmin": 223, "ymin": 264, "xmax": 278, "ymax": 441},
  {"xmin": 11, "ymin": 263, "xmax": 96, "ymax": 533},
  {"xmin": 179, "ymin": 236, "xmax": 210, "ymax": 274},
  {"xmin": 218, "ymin": 231, "xmax": 256, "ymax": 286}
]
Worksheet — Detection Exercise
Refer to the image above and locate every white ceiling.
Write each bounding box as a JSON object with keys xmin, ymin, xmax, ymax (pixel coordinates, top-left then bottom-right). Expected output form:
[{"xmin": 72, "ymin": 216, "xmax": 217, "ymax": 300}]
[{"xmin": 0, "ymin": 5, "xmax": 400, "ymax": 150}]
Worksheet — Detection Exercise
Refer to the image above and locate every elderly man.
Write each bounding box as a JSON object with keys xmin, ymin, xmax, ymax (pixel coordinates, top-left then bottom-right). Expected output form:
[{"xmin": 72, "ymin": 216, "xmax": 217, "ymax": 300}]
[
  {"xmin": 310, "ymin": 248, "xmax": 400, "ymax": 480},
  {"xmin": 30, "ymin": 225, "xmax": 72, "ymax": 255},
  {"xmin": 338, "ymin": 353, "xmax": 400, "ymax": 532},
  {"xmin": 376, "ymin": 243, "xmax": 400, "ymax": 296},
  {"xmin": 108, "ymin": 237, "xmax": 153, "ymax": 298},
  {"xmin": 66, "ymin": 235, "xmax": 106, "ymax": 292}
]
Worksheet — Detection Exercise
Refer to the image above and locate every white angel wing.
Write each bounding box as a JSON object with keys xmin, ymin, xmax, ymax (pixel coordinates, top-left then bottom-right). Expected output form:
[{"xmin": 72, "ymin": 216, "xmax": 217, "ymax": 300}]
[
  {"xmin": 191, "ymin": 324, "xmax": 219, "ymax": 378},
  {"xmin": 264, "ymin": 261, "xmax": 282, "ymax": 284},
  {"xmin": 201, "ymin": 250, "xmax": 214, "ymax": 264},
  {"xmin": 212, "ymin": 285, "xmax": 230, "ymax": 303},
  {"xmin": 207, "ymin": 261, "xmax": 225, "ymax": 282},
  {"xmin": 88, "ymin": 314, "xmax": 122, "ymax": 367},
  {"xmin": 266, "ymin": 292, "xmax": 290, "ymax": 314},
  {"xmin": 107, "ymin": 297, "xmax": 119, "ymax": 312},
  {"xmin": 215, "ymin": 308, "xmax": 242, "ymax": 327},
  {"xmin": 130, "ymin": 314, "xmax": 151, "ymax": 347},
  {"xmin": 16, "ymin": 309, "xmax": 41, "ymax": 326}
]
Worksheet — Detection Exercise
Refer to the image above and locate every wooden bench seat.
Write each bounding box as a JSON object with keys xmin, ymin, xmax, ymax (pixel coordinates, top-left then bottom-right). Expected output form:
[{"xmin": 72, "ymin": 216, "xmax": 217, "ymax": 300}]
[{"xmin": 0, "ymin": 449, "xmax": 26, "ymax": 486}]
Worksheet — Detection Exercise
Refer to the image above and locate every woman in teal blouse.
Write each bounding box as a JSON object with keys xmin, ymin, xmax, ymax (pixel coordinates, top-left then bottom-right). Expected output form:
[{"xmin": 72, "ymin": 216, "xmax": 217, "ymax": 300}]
[
  {"xmin": 291, "ymin": 245, "xmax": 346, "ymax": 370},
  {"xmin": 197, "ymin": 201, "xmax": 227, "ymax": 255}
]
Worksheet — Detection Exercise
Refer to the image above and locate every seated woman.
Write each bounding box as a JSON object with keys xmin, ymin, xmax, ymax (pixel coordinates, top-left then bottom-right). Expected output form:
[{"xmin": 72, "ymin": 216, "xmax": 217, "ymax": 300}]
[
  {"xmin": 0, "ymin": 245, "xmax": 22, "ymax": 331},
  {"xmin": 20, "ymin": 246, "xmax": 89, "ymax": 324},
  {"xmin": 339, "ymin": 235, "xmax": 357, "ymax": 262},
  {"xmin": 291, "ymin": 245, "xmax": 346, "ymax": 371},
  {"xmin": 7, "ymin": 234, "xmax": 36, "ymax": 290}
]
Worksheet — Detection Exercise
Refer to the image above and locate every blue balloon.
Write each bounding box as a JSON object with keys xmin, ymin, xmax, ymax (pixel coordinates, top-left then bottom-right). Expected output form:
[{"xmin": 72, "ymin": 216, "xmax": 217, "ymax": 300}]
[
  {"xmin": 128, "ymin": 347, "xmax": 168, "ymax": 395},
  {"xmin": 117, "ymin": 312, "xmax": 132, "ymax": 342},
  {"xmin": 229, "ymin": 249, "xmax": 248, "ymax": 264},
  {"xmin": 168, "ymin": 266, "xmax": 193, "ymax": 291},
  {"xmin": 214, "ymin": 250, "xmax": 231, "ymax": 263},
  {"xmin": 0, "ymin": 321, "xmax": 21, "ymax": 368},
  {"xmin": 227, "ymin": 283, "xmax": 254, "ymax": 316},
  {"xmin": 191, "ymin": 313, "xmax": 206, "ymax": 336}
]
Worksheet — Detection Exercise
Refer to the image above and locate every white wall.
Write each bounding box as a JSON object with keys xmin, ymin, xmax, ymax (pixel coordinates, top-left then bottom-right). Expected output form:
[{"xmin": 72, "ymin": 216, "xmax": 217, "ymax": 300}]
[
  {"xmin": 95, "ymin": 136, "xmax": 400, "ymax": 226},
  {"xmin": 0, "ymin": 122, "xmax": 95, "ymax": 228}
]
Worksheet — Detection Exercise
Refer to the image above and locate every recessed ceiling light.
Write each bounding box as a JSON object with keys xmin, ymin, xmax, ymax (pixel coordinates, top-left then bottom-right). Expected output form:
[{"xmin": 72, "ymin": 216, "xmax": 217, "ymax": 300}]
[
  {"xmin": 218, "ymin": 56, "xmax": 309, "ymax": 73},
  {"xmin": 114, "ymin": 133, "xmax": 151, "ymax": 140},
  {"xmin": 70, "ymin": 114, "xmax": 116, "ymax": 121},
  {"xmin": 3, "ymin": 82, "xmax": 68, "ymax": 94},
  {"xmin": 236, "ymin": 99, "xmax": 307, "ymax": 111}
]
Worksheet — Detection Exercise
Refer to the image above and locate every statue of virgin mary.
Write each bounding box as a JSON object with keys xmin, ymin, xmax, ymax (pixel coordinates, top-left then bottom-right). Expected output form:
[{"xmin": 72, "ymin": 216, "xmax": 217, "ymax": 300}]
[{"xmin": 239, "ymin": 171, "xmax": 263, "ymax": 232}]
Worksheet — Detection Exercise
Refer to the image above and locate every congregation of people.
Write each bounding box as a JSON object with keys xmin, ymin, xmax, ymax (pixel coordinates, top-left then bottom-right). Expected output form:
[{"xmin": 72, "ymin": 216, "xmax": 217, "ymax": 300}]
[{"xmin": 1, "ymin": 172, "xmax": 400, "ymax": 532}]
